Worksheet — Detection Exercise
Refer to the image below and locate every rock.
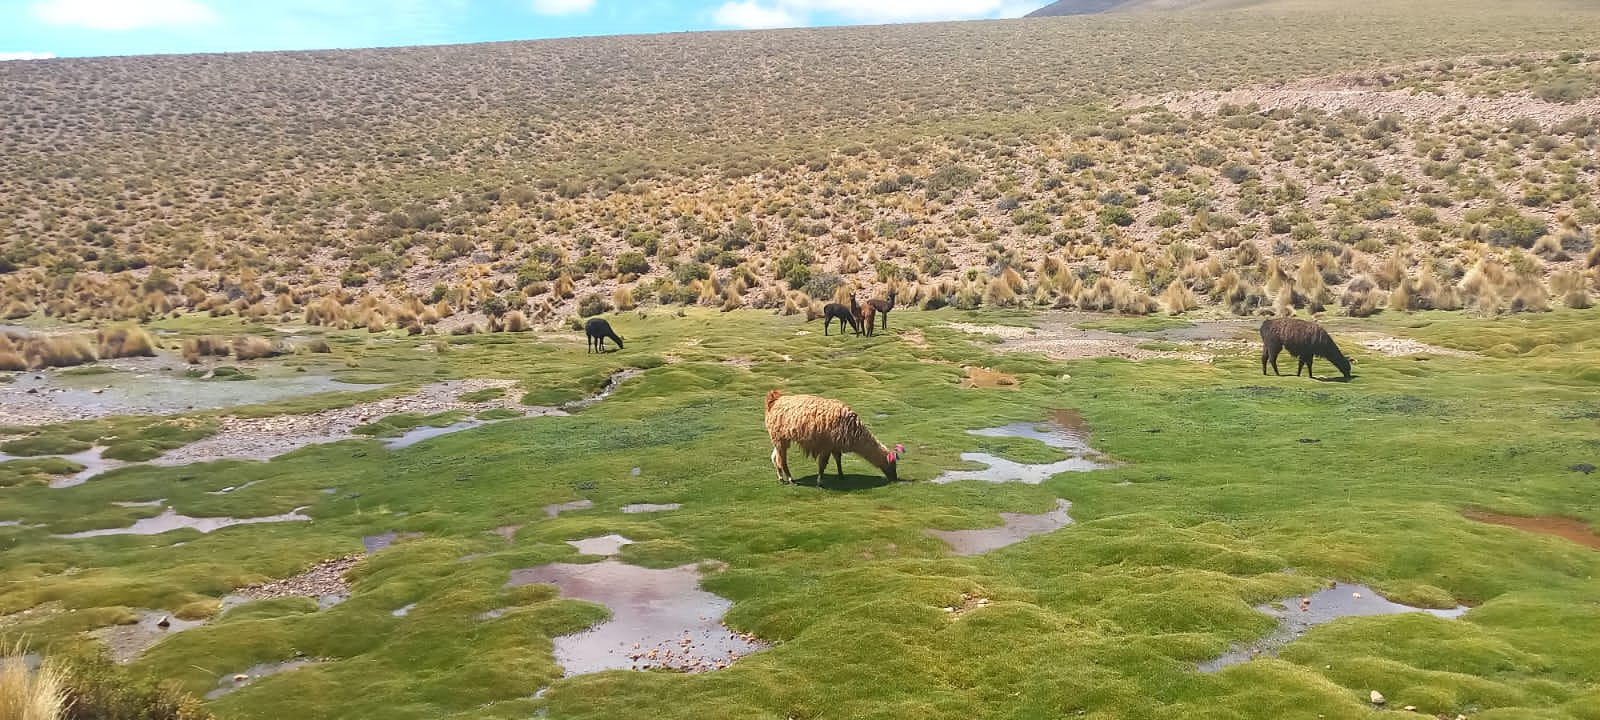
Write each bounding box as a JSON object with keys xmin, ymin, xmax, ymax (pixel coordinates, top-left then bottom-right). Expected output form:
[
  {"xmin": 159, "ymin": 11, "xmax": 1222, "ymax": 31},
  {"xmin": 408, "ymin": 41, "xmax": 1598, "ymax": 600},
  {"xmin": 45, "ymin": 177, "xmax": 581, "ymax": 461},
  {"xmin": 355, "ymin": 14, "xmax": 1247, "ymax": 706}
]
[
  {"xmin": 156, "ymin": 615, "xmax": 171, "ymax": 628},
  {"xmin": 233, "ymin": 673, "xmax": 249, "ymax": 682},
  {"xmin": 1403, "ymin": 706, "xmax": 1417, "ymax": 712},
  {"xmin": 1370, "ymin": 690, "xmax": 1385, "ymax": 706}
]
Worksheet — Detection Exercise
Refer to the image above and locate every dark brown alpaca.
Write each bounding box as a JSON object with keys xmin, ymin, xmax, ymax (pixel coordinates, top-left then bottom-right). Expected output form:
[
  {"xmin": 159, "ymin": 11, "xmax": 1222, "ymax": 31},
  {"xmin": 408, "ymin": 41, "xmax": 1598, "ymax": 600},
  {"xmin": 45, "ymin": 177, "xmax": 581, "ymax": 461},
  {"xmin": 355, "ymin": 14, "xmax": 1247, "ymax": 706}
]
[
  {"xmin": 821, "ymin": 294, "xmax": 862, "ymax": 336},
  {"xmin": 1260, "ymin": 317, "xmax": 1352, "ymax": 380},
  {"xmin": 866, "ymin": 288, "xmax": 897, "ymax": 333}
]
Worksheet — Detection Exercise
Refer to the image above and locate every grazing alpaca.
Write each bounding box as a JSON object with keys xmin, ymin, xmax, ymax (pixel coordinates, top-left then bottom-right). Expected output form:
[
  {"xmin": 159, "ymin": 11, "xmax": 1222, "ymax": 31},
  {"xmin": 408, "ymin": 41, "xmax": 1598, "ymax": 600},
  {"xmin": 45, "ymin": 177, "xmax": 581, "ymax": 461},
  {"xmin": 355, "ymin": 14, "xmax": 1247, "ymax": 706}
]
[
  {"xmin": 866, "ymin": 288, "xmax": 897, "ymax": 332},
  {"xmin": 585, "ymin": 317, "xmax": 624, "ymax": 353},
  {"xmin": 764, "ymin": 390, "xmax": 900, "ymax": 486},
  {"xmin": 821, "ymin": 295, "xmax": 862, "ymax": 336},
  {"xmin": 1260, "ymin": 317, "xmax": 1352, "ymax": 379}
]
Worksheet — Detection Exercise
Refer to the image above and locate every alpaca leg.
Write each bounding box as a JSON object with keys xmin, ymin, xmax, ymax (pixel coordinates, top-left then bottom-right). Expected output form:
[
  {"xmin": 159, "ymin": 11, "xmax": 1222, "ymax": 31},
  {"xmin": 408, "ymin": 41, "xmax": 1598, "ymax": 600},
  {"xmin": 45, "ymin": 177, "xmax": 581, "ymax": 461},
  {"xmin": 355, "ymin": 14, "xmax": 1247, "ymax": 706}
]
[
  {"xmin": 834, "ymin": 451, "xmax": 844, "ymax": 478},
  {"xmin": 815, "ymin": 454, "xmax": 829, "ymax": 486},
  {"xmin": 772, "ymin": 441, "xmax": 792, "ymax": 484},
  {"xmin": 880, "ymin": 311, "xmax": 888, "ymax": 331},
  {"xmin": 1304, "ymin": 355, "xmax": 1314, "ymax": 378},
  {"xmin": 1265, "ymin": 343, "xmax": 1282, "ymax": 375}
]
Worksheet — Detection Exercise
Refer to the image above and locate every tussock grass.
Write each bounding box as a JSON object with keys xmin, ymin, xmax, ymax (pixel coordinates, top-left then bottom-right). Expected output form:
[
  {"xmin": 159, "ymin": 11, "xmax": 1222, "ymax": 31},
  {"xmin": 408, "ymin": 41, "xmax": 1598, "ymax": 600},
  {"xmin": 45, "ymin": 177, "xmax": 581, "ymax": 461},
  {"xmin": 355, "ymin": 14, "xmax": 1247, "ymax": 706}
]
[{"xmin": 0, "ymin": 647, "xmax": 65, "ymax": 720}]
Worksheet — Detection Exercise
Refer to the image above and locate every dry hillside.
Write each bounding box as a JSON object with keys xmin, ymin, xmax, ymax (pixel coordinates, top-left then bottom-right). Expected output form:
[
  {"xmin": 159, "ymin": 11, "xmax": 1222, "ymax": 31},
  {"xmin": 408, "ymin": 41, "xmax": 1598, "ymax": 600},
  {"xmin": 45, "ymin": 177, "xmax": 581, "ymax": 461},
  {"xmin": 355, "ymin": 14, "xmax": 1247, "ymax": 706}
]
[{"xmin": 1, "ymin": 0, "xmax": 1597, "ymax": 337}]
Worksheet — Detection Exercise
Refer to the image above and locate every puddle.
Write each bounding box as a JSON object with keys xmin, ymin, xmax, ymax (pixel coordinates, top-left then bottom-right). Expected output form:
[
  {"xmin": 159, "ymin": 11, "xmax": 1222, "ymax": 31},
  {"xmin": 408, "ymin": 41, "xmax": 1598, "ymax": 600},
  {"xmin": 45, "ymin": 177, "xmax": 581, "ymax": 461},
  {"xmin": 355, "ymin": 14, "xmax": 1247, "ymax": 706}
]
[
  {"xmin": 568, "ymin": 534, "xmax": 634, "ymax": 556},
  {"xmin": 1199, "ymin": 583, "xmax": 1468, "ymax": 672},
  {"xmin": 0, "ymin": 447, "xmax": 126, "ymax": 489},
  {"xmin": 932, "ymin": 413, "xmax": 1115, "ymax": 485},
  {"xmin": 507, "ymin": 560, "xmax": 765, "ymax": 676},
  {"xmin": 477, "ymin": 607, "xmax": 511, "ymax": 620},
  {"xmin": 205, "ymin": 659, "xmax": 322, "ymax": 700},
  {"xmin": 381, "ymin": 419, "xmax": 516, "ymax": 450},
  {"xmin": 563, "ymin": 369, "xmax": 644, "ymax": 411},
  {"xmin": 208, "ymin": 480, "xmax": 262, "ymax": 495},
  {"xmin": 545, "ymin": 499, "xmax": 594, "ymax": 518},
  {"xmin": 1464, "ymin": 510, "xmax": 1600, "ymax": 551},
  {"xmin": 926, "ymin": 499, "xmax": 1074, "ymax": 556},
  {"xmin": 620, "ymin": 503, "xmax": 681, "ymax": 514},
  {"xmin": 493, "ymin": 525, "xmax": 522, "ymax": 543},
  {"xmin": 53, "ymin": 506, "xmax": 311, "ymax": 539},
  {"xmin": 112, "ymin": 499, "xmax": 164, "ymax": 508},
  {"xmin": 90, "ymin": 609, "xmax": 207, "ymax": 663},
  {"xmin": 392, "ymin": 603, "xmax": 416, "ymax": 617},
  {"xmin": 362, "ymin": 531, "xmax": 423, "ymax": 553},
  {"xmin": 960, "ymin": 367, "xmax": 1018, "ymax": 390},
  {"xmin": 317, "ymin": 594, "xmax": 347, "ymax": 610}
]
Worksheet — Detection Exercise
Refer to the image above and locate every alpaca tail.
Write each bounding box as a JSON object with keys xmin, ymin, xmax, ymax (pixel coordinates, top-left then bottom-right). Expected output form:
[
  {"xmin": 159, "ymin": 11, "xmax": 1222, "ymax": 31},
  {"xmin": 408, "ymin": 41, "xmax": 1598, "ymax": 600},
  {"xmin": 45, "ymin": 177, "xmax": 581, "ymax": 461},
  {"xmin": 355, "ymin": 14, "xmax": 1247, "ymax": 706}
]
[{"xmin": 765, "ymin": 389, "xmax": 783, "ymax": 413}]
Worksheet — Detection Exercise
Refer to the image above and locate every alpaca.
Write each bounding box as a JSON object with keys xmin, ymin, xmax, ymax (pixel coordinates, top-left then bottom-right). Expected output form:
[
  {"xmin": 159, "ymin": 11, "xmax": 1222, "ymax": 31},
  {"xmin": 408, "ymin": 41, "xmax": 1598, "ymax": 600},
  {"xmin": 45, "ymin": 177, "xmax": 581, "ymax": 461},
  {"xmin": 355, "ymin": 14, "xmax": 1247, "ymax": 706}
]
[
  {"xmin": 865, "ymin": 288, "xmax": 897, "ymax": 332},
  {"xmin": 861, "ymin": 303, "xmax": 878, "ymax": 337},
  {"xmin": 585, "ymin": 317, "xmax": 624, "ymax": 353},
  {"xmin": 764, "ymin": 390, "xmax": 900, "ymax": 486},
  {"xmin": 820, "ymin": 295, "xmax": 862, "ymax": 336},
  {"xmin": 1260, "ymin": 317, "xmax": 1352, "ymax": 379}
]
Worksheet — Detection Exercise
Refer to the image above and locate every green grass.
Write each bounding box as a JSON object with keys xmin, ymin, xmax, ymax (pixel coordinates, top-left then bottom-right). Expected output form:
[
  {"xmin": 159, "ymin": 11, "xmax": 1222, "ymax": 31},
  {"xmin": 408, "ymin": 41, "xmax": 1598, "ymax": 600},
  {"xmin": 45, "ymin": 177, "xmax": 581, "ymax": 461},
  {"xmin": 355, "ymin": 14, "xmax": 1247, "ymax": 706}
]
[
  {"xmin": 1, "ymin": 307, "xmax": 1598, "ymax": 720},
  {"xmin": 351, "ymin": 412, "xmax": 470, "ymax": 439},
  {"xmin": 0, "ymin": 457, "xmax": 84, "ymax": 487},
  {"xmin": 1075, "ymin": 317, "xmax": 1196, "ymax": 334},
  {"xmin": 457, "ymin": 388, "xmax": 506, "ymax": 403}
]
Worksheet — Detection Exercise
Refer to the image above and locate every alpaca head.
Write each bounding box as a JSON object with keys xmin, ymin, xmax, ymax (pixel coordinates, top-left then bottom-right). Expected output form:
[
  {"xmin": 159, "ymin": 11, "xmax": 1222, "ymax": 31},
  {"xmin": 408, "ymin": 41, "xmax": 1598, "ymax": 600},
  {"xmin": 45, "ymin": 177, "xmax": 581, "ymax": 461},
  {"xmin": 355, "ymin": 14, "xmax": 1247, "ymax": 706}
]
[
  {"xmin": 883, "ymin": 443, "xmax": 904, "ymax": 482},
  {"xmin": 1329, "ymin": 351, "xmax": 1351, "ymax": 378}
]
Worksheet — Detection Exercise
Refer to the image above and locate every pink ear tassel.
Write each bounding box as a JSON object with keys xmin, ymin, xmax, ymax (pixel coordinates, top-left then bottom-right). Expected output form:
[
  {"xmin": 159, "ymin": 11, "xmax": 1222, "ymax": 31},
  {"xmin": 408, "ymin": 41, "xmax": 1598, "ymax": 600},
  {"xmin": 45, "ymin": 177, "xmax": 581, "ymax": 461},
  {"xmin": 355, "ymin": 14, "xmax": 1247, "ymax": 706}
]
[{"xmin": 894, "ymin": 444, "xmax": 905, "ymax": 453}]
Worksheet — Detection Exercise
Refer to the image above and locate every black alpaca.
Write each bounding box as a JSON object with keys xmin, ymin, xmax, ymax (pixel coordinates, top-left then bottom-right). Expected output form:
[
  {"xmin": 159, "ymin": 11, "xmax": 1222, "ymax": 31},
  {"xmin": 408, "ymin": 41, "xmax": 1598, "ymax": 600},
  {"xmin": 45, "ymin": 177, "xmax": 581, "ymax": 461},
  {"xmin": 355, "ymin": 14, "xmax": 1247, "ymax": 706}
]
[
  {"xmin": 866, "ymin": 288, "xmax": 897, "ymax": 332},
  {"xmin": 1260, "ymin": 317, "xmax": 1351, "ymax": 380},
  {"xmin": 585, "ymin": 318, "xmax": 624, "ymax": 353},
  {"xmin": 822, "ymin": 295, "xmax": 862, "ymax": 336}
]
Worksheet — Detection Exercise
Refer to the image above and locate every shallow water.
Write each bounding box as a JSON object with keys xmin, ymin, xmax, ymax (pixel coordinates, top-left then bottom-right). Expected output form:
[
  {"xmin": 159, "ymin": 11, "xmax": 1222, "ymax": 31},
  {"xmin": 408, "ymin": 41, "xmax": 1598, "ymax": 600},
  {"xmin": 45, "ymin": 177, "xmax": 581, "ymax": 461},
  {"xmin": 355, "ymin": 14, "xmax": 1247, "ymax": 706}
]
[
  {"xmin": 91, "ymin": 609, "xmax": 208, "ymax": 663},
  {"xmin": 0, "ymin": 447, "xmax": 125, "ymax": 489},
  {"xmin": 381, "ymin": 420, "xmax": 488, "ymax": 450},
  {"xmin": 620, "ymin": 503, "xmax": 682, "ymax": 514},
  {"xmin": 392, "ymin": 603, "xmax": 417, "ymax": 617},
  {"xmin": 3, "ymin": 368, "xmax": 374, "ymax": 421},
  {"xmin": 1464, "ymin": 510, "xmax": 1600, "ymax": 550},
  {"xmin": 931, "ymin": 418, "xmax": 1115, "ymax": 485},
  {"xmin": 362, "ymin": 531, "xmax": 423, "ymax": 553},
  {"xmin": 567, "ymin": 534, "xmax": 634, "ymax": 556},
  {"xmin": 545, "ymin": 499, "xmax": 594, "ymax": 518},
  {"xmin": 507, "ymin": 560, "xmax": 765, "ymax": 676},
  {"xmin": 563, "ymin": 369, "xmax": 644, "ymax": 410},
  {"xmin": 927, "ymin": 498, "xmax": 1074, "ymax": 555},
  {"xmin": 1198, "ymin": 583, "xmax": 1468, "ymax": 672},
  {"xmin": 53, "ymin": 506, "xmax": 312, "ymax": 539},
  {"xmin": 205, "ymin": 659, "xmax": 321, "ymax": 700}
]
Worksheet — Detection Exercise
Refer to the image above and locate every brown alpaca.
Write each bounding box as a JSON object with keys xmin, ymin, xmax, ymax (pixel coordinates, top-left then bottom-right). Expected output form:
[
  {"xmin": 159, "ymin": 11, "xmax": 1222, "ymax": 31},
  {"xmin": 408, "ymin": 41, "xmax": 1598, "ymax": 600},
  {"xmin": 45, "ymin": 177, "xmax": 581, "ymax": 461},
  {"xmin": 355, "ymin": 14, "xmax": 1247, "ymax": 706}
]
[
  {"xmin": 861, "ymin": 303, "xmax": 878, "ymax": 337},
  {"xmin": 865, "ymin": 288, "xmax": 897, "ymax": 333},
  {"xmin": 764, "ymin": 390, "xmax": 900, "ymax": 486},
  {"xmin": 1260, "ymin": 317, "xmax": 1352, "ymax": 379}
]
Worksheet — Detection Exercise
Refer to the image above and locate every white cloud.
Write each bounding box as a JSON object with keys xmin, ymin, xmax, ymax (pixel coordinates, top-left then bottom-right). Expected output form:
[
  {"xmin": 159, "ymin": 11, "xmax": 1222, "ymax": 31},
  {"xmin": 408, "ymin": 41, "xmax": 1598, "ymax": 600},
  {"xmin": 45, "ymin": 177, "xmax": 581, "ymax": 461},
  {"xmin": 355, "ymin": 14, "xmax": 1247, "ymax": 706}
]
[
  {"xmin": 713, "ymin": 1, "xmax": 801, "ymax": 28},
  {"xmin": 33, "ymin": 0, "xmax": 217, "ymax": 31},
  {"xmin": 0, "ymin": 51, "xmax": 56, "ymax": 61},
  {"xmin": 530, "ymin": 0, "xmax": 595, "ymax": 15},
  {"xmin": 711, "ymin": 0, "xmax": 1031, "ymax": 29}
]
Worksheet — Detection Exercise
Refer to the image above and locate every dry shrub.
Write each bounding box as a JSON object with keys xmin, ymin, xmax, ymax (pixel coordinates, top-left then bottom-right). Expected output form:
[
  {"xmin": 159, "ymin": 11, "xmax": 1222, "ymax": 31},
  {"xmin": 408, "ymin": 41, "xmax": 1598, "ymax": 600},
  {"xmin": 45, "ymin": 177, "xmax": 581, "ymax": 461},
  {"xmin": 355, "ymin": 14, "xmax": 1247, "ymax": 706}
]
[
  {"xmin": 780, "ymin": 294, "xmax": 802, "ymax": 316},
  {"xmin": 433, "ymin": 301, "xmax": 454, "ymax": 319},
  {"xmin": 232, "ymin": 336, "xmax": 282, "ymax": 361},
  {"xmin": 1414, "ymin": 273, "xmax": 1462, "ymax": 311},
  {"xmin": 1161, "ymin": 282, "xmax": 1198, "ymax": 315},
  {"xmin": 365, "ymin": 312, "xmax": 387, "ymax": 333},
  {"xmin": 1078, "ymin": 278, "xmax": 1156, "ymax": 314},
  {"xmin": 1216, "ymin": 271, "xmax": 1268, "ymax": 316},
  {"xmin": 1235, "ymin": 241, "xmax": 1261, "ymax": 267},
  {"xmin": 612, "ymin": 286, "xmax": 636, "ymax": 312},
  {"xmin": 1550, "ymin": 269, "xmax": 1591, "ymax": 309},
  {"xmin": 0, "ymin": 335, "xmax": 24, "ymax": 372},
  {"xmin": 302, "ymin": 338, "xmax": 333, "ymax": 354},
  {"xmin": 1375, "ymin": 254, "xmax": 1406, "ymax": 290},
  {"xmin": 24, "ymin": 335, "xmax": 96, "ymax": 370},
  {"xmin": 1388, "ymin": 276, "xmax": 1419, "ymax": 312},
  {"xmin": 502, "ymin": 310, "xmax": 530, "ymax": 332},
  {"xmin": 1341, "ymin": 275, "xmax": 1386, "ymax": 317},
  {"xmin": 181, "ymin": 336, "xmax": 231, "ymax": 364},
  {"xmin": 720, "ymin": 288, "xmax": 743, "ymax": 312},
  {"xmin": 1459, "ymin": 258, "xmax": 1507, "ymax": 311},
  {"xmin": 986, "ymin": 276, "xmax": 1020, "ymax": 307},
  {"xmin": 554, "ymin": 272, "xmax": 575, "ymax": 299},
  {"xmin": 1506, "ymin": 276, "xmax": 1551, "ymax": 312},
  {"xmin": 305, "ymin": 296, "xmax": 348, "ymax": 328},
  {"xmin": 3, "ymin": 302, "xmax": 34, "ymax": 320},
  {"xmin": 840, "ymin": 249, "xmax": 861, "ymax": 274},
  {"xmin": 998, "ymin": 267, "xmax": 1026, "ymax": 293},
  {"xmin": 96, "ymin": 326, "xmax": 158, "ymax": 359},
  {"xmin": 450, "ymin": 323, "xmax": 480, "ymax": 336},
  {"xmin": 0, "ymin": 651, "xmax": 66, "ymax": 720}
]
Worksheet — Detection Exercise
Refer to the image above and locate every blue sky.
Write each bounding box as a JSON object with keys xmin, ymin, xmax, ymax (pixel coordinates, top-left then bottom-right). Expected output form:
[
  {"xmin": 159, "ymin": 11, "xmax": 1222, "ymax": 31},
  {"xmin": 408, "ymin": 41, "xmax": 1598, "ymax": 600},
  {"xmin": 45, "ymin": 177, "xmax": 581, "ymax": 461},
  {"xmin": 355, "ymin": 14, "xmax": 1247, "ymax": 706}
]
[{"xmin": 0, "ymin": 0, "xmax": 1040, "ymax": 59}]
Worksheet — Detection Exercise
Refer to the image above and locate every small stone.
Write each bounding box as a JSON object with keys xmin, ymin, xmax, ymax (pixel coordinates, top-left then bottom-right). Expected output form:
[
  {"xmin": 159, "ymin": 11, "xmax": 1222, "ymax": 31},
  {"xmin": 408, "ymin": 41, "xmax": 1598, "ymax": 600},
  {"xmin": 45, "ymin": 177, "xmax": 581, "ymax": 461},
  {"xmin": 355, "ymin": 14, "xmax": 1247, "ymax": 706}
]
[
  {"xmin": 156, "ymin": 616, "xmax": 171, "ymax": 628},
  {"xmin": 1370, "ymin": 690, "xmax": 1385, "ymax": 706},
  {"xmin": 1352, "ymin": 592, "xmax": 1362, "ymax": 599},
  {"xmin": 233, "ymin": 673, "xmax": 249, "ymax": 682},
  {"xmin": 1403, "ymin": 706, "xmax": 1417, "ymax": 712}
]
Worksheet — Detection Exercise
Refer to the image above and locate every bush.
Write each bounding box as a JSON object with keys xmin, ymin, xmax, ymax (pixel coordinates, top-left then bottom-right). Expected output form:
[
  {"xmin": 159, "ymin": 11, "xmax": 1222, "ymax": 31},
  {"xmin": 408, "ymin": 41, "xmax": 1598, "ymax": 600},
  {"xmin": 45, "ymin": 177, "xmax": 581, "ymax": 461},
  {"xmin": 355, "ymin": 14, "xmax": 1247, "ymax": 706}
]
[
  {"xmin": 232, "ymin": 335, "xmax": 282, "ymax": 361},
  {"xmin": 577, "ymin": 293, "xmax": 611, "ymax": 318},
  {"xmin": 54, "ymin": 648, "xmax": 213, "ymax": 720},
  {"xmin": 615, "ymin": 252, "xmax": 650, "ymax": 275}
]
